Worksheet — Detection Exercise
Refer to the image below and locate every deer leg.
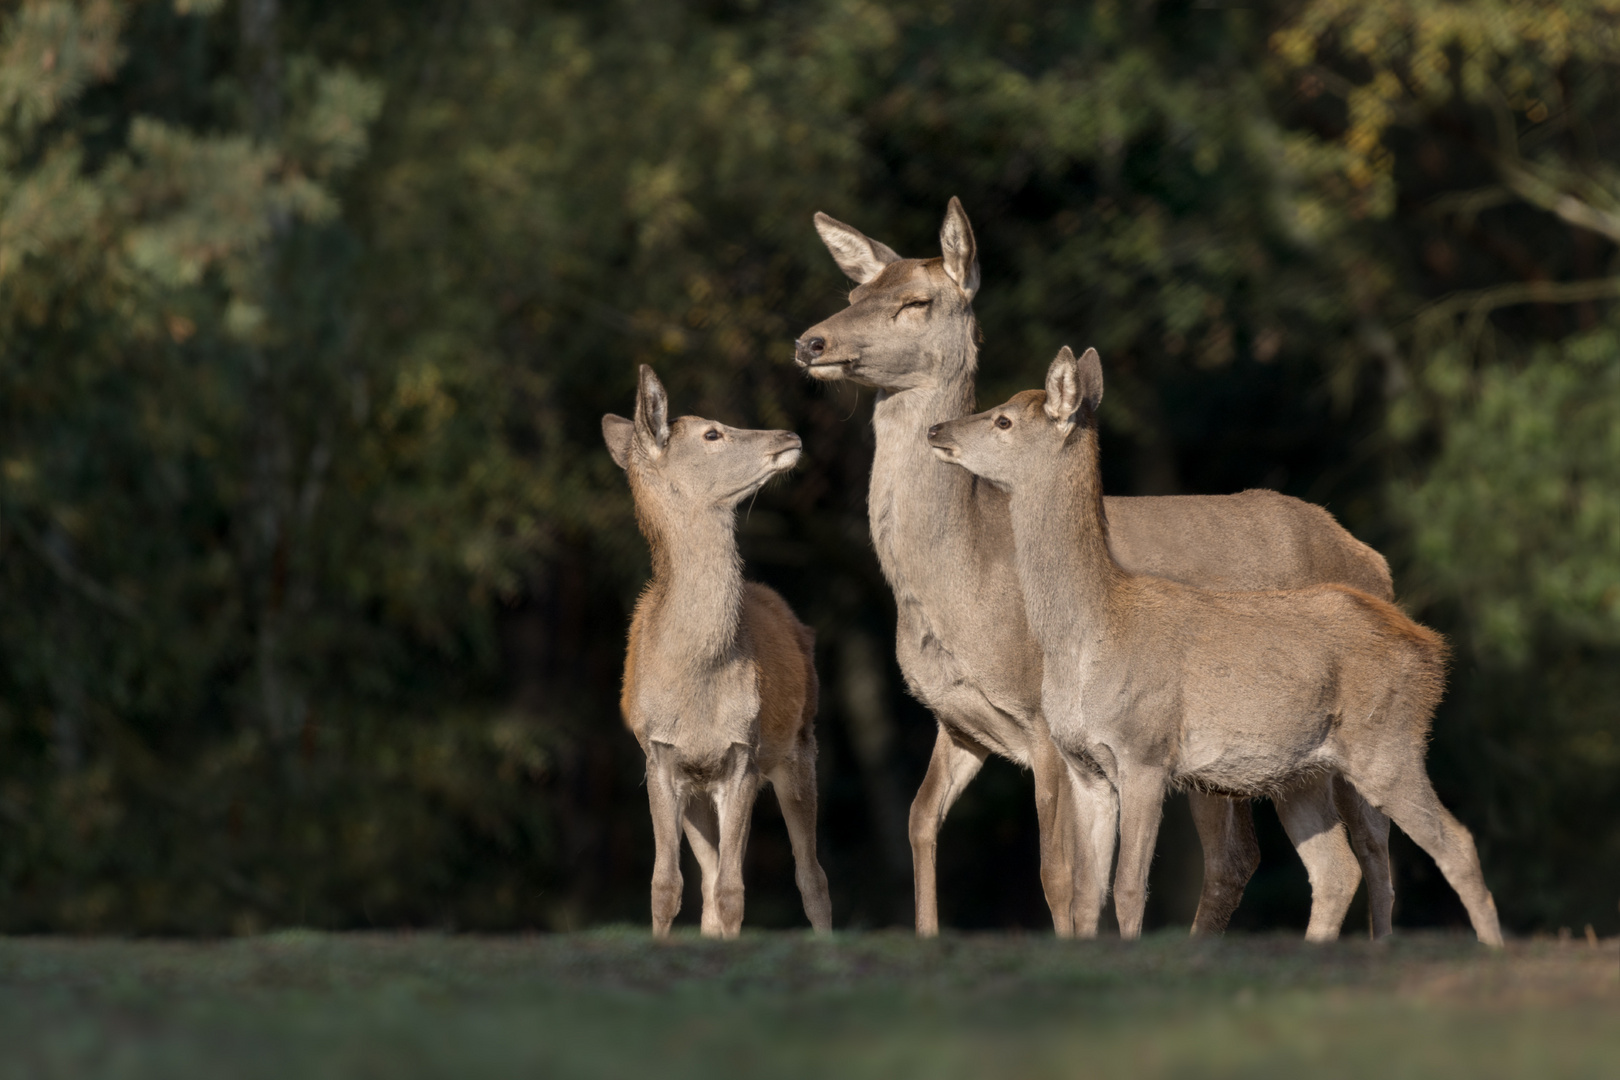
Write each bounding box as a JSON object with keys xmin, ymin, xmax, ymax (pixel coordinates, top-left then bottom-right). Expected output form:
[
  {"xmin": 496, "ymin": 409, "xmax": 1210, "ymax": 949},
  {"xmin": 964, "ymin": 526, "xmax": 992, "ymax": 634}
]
[
  {"xmin": 681, "ymin": 797, "xmax": 724, "ymax": 937},
  {"xmin": 711, "ymin": 745, "xmax": 760, "ymax": 939},
  {"xmin": 1030, "ymin": 728, "xmax": 1079, "ymax": 937},
  {"xmin": 768, "ymin": 748, "xmax": 833, "ymax": 932},
  {"xmin": 1274, "ymin": 779, "xmax": 1361, "ymax": 943},
  {"xmin": 1060, "ymin": 751, "xmax": 1117, "ymax": 938},
  {"xmin": 645, "ymin": 743, "xmax": 687, "ymax": 937},
  {"xmin": 909, "ymin": 725, "xmax": 988, "ymax": 937},
  {"xmin": 1186, "ymin": 792, "xmax": 1260, "ymax": 936},
  {"xmin": 1346, "ymin": 765, "xmax": 1502, "ymax": 947},
  {"xmin": 1113, "ymin": 764, "xmax": 1169, "ymax": 940},
  {"xmin": 1333, "ymin": 777, "xmax": 1395, "ymax": 940}
]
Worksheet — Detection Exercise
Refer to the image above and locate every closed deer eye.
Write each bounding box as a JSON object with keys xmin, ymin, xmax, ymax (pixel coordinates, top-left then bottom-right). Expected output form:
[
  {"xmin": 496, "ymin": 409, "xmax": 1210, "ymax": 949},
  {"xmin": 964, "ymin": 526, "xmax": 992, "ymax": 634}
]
[
  {"xmin": 898, "ymin": 300, "xmax": 930, "ymax": 315},
  {"xmin": 704, "ymin": 429, "xmax": 722, "ymax": 441},
  {"xmin": 995, "ymin": 416, "xmax": 1012, "ymax": 430}
]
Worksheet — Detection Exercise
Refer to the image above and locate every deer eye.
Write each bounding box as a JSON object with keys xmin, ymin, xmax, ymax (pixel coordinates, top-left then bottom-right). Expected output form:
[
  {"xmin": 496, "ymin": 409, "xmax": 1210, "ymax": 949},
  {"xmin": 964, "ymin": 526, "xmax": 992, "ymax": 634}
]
[
  {"xmin": 995, "ymin": 416, "xmax": 1012, "ymax": 430},
  {"xmin": 704, "ymin": 429, "xmax": 722, "ymax": 441},
  {"xmin": 899, "ymin": 299, "xmax": 930, "ymax": 313}
]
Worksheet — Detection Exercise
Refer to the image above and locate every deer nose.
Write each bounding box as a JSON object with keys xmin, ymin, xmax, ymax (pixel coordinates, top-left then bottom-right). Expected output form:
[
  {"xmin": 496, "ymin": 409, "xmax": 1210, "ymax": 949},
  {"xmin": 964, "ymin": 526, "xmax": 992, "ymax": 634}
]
[
  {"xmin": 793, "ymin": 336, "xmax": 826, "ymax": 366},
  {"xmin": 927, "ymin": 423, "xmax": 943, "ymax": 440}
]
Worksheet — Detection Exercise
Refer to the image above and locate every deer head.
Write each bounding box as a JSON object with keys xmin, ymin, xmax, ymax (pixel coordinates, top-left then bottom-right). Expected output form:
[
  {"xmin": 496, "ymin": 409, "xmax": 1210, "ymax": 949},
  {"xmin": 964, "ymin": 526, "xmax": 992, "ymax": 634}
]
[
  {"xmin": 926, "ymin": 346, "xmax": 1103, "ymax": 490},
  {"xmin": 603, "ymin": 365, "xmax": 802, "ymax": 509},
  {"xmin": 794, "ymin": 198, "xmax": 982, "ymax": 392}
]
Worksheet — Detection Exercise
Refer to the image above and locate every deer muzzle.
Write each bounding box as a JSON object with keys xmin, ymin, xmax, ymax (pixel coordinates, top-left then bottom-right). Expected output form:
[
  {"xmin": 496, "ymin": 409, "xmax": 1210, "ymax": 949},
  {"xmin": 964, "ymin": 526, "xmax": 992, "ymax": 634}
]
[{"xmin": 771, "ymin": 432, "xmax": 803, "ymax": 469}]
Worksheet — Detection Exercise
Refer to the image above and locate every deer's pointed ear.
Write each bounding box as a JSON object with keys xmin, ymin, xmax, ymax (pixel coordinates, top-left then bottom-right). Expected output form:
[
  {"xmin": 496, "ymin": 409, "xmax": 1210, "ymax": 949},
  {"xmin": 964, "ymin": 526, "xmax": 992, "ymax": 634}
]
[
  {"xmin": 634, "ymin": 365, "xmax": 671, "ymax": 456},
  {"xmin": 1075, "ymin": 346, "xmax": 1104, "ymax": 416},
  {"xmin": 1044, "ymin": 346, "xmax": 1103, "ymax": 428},
  {"xmin": 814, "ymin": 211, "xmax": 902, "ymax": 285},
  {"xmin": 1044, "ymin": 347, "xmax": 1081, "ymax": 425},
  {"xmin": 939, "ymin": 197, "xmax": 980, "ymax": 300},
  {"xmin": 602, "ymin": 414, "xmax": 634, "ymax": 470}
]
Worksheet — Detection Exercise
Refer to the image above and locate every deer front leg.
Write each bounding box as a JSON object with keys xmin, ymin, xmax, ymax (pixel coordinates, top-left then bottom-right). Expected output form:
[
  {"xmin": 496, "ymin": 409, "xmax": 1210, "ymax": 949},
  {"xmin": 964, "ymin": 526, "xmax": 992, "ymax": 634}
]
[
  {"xmin": 909, "ymin": 724, "xmax": 988, "ymax": 937},
  {"xmin": 681, "ymin": 798, "xmax": 724, "ymax": 936},
  {"xmin": 1062, "ymin": 752, "xmax": 1118, "ymax": 938},
  {"xmin": 645, "ymin": 742, "xmax": 687, "ymax": 937},
  {"xmin": 1113, "ymin": 763, "xmax": 1169, "ymax": 940},
  {"xmin": 1186, "ymin": 791, "xmax": 1260, "ymax": 936},
  {"xmin": 1030, "ymin": 725, "xmax": 1078, "ymax": 937},
  {"xmin": 711, "ymin": 744, "xmax": 761, "ymax": 938}
]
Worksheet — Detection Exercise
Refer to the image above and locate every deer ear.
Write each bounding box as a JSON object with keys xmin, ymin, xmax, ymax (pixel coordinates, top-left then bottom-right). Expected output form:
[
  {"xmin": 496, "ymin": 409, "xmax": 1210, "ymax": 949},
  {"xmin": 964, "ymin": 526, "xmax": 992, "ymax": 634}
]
[
  {"xmin": 634, "ymin": 365, "xmax": 670, "ymax": 456},
  {"xmin": 602, "ymin": 414, "xmax": 634, "ymax": 470},
  {"xmin": 814, "ymin": 211, "xmax": 902, "ymax": 285},
  {"xmin": 939, "ymin": 197, "xmax": 980, "ymax": 300},
  {"xmin": 1075, "ymin": 346, "xmax": 1104, "ymax": 416},
  {"xmin": 1044, "ymin": 347, "xmax": 1081, "ymax": 424}
]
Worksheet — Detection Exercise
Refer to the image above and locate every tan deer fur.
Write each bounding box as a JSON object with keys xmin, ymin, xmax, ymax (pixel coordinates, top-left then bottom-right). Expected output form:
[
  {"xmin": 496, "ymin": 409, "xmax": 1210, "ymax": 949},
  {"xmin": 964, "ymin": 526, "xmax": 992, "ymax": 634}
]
[
  {"xmin": 605, "ymin": 365, "xmax": 832, "ymax": 938},
  {"xmin": 796, "ymin": 199, "xmax": 1397, "ymax": 939},
  {"xmin": 928, "ymin": 347, "xmax": 1503, "ymax": 946}
]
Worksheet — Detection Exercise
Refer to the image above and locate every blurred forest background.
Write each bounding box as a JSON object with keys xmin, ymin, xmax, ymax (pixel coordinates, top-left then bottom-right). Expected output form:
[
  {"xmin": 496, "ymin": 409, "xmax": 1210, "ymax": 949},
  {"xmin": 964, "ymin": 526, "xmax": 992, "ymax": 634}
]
[{"xmin": 1, "ymin": 0, "xmax": 1617, "ymax": 937}]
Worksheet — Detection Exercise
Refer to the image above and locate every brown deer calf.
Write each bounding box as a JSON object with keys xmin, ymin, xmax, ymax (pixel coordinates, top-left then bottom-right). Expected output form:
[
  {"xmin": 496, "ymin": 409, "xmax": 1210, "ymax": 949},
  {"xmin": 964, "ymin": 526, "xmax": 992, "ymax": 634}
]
[
  {"xmin": 604, "ymin": 365, "xmax": 831, "ymax": 937},
  {"xmin": 928, "ymin": 347, "xmax": 1502, "ymax": 946}
]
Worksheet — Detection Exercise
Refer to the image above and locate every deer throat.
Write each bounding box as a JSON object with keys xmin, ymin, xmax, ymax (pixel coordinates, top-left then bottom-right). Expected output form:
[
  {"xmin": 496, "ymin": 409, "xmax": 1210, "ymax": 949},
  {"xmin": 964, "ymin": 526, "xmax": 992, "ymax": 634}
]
[{"xmin": 865, "ymin": 379, "xmax": 1040, "ymax": 749}]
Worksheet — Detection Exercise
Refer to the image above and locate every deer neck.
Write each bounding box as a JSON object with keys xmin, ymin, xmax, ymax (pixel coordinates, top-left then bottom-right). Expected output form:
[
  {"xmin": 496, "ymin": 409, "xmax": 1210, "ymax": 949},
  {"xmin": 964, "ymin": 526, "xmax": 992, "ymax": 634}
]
[
  {"xmin": 1007, "ymin": 430, "xmax": 1122, "ymax": 652},
  {"xmin": 867, "ymin": 324, "xmax": 989, "ymax": 602},
  {"xmin": 637, "ymin": 495, "xmax": 744, "ymax": 666}
]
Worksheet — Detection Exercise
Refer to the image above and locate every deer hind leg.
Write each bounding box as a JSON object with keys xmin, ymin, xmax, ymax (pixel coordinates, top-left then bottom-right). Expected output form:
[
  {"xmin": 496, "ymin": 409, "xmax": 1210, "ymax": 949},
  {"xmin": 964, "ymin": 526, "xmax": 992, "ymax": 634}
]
[
  {"xmin": 1333, "ymin": 777, "xmax": 1394, "ymax": 940},
  {"xmin": 1274, "ymin": 778, "xmax": 1361, "ymax": 943},
  {"xmin": 1186, "ymin": 792, "xmax": 1260, "ymax": 936},
  {"xmin": 908, "ymin": 725, "xmax": 988, "ymax": 937},
  {"xmin": 646, "ymin": 743, "xmax": 687, "ymax": 937},
  {"xmin": 768, "ymin": 745, "xmax": 833, "ymax": 932},
  {"xmin": 710, "ymin": 745, "xmax": 761, "ymax": 939},
  {"xmin": 681, "ymin": 798, "xmax": 724, "ymax": 936},
  {"xmin": 1113, "ymin": 763, "xmax": 1169, "ymax": 940},
  {"xmin": 1345, "ymin": 757, "xmax": 1503, "ymax": 947}
]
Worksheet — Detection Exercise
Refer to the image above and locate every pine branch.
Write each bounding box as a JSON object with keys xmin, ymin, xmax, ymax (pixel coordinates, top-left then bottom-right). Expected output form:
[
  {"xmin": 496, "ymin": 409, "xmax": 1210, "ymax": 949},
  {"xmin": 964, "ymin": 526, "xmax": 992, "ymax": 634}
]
[
  {"xmin": 1418, "ymin": 277, "xmax": 1620, "ymax": 324},
  {"xmin": 3, "ymin": 512, "xmax": 141, "ymax": 623}
]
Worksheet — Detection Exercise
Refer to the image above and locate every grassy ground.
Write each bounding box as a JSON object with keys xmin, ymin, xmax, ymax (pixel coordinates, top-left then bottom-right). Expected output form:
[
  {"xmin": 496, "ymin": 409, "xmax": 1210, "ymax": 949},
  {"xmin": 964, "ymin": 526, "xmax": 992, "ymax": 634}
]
[{"xmin": 0, "ymin": 930, "xmax": 1614, "ymax": 1079}]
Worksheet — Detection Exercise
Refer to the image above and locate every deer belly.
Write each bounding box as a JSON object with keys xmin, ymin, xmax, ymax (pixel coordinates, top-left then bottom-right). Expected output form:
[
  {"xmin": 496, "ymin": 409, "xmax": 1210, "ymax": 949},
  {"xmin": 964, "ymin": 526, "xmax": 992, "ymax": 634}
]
[{"xmin": 1174, "ymin": 710, "xmax": 1337, "ymax": 794}]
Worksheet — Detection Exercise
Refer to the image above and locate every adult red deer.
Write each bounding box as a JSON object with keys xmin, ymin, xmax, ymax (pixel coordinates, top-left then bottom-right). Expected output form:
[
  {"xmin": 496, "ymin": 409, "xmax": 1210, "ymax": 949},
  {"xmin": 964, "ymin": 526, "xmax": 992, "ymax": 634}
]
[
  {"xmin": 927, "ymin": 346, "xmax": 1501, "ymax": 946},
  {"xmin": 796, "ymin": 201, "xmax": 1395, "ymax": 938}
]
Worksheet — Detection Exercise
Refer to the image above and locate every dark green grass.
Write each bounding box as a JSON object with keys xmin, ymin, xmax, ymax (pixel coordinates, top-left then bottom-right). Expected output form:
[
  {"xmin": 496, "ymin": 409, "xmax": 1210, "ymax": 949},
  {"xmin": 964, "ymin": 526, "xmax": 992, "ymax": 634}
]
[{"xmin": 1, "ymin": 930, "xmax": 1614, "ymax": 1079}]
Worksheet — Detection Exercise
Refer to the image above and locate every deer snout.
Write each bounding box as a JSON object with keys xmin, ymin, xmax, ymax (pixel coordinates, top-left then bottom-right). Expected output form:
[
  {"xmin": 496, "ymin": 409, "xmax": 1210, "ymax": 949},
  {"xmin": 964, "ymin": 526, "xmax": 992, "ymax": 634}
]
[
  {"xmin": 793, "ymin": 336, "xmax": 826, "ymax": 367},
  {"xmin": 769, "ymin": 431, "xmax": 803, "ymax": 468},
  {"xmin": 925, "ymin": 423, "xmax": 959, "ymax": 459}
]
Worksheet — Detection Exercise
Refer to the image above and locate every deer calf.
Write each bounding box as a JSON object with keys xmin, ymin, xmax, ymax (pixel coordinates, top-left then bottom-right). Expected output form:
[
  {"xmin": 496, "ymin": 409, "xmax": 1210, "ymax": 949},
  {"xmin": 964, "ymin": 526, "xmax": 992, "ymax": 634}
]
[
  {"xmin": 928, "ymin": 347, "xmax": 1502, "ymax": 946},
  {"xmin": 604, "ymin": 365, "xmax": 832, "ymax": 937}
]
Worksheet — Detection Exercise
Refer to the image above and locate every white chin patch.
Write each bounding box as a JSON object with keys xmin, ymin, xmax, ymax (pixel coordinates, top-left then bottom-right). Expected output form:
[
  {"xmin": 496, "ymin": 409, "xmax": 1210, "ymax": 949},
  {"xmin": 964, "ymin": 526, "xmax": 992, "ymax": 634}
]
[{"xmin": 807, "ymin": 362, "xmax": 850, "ymax": 381}]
